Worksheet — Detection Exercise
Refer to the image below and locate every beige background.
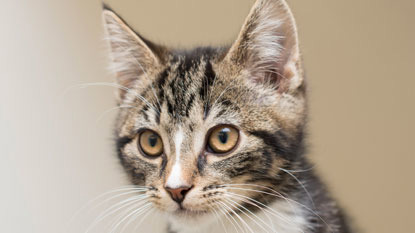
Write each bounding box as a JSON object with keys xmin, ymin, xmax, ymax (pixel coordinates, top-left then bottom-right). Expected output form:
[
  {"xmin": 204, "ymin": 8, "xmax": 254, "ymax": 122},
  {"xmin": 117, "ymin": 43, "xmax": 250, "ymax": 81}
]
[{"xmin": 1, "ymin": 0, "xmax": 414, "ymax": 232}]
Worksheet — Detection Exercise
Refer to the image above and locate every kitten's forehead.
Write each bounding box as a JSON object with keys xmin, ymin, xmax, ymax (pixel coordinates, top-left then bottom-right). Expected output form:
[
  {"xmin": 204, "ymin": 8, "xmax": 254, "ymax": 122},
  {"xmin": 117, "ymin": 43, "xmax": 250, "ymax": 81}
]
[
  {"xmin": 157, "ymin": 48, "xmax": 224, "ymax": 124},
  {"xmin": 123, "ymin": 45, "xmax": 280, "ymax": 137},
  {"xmin": 117, "ymin": 47, "xmax": 234, "ymax": 139}
]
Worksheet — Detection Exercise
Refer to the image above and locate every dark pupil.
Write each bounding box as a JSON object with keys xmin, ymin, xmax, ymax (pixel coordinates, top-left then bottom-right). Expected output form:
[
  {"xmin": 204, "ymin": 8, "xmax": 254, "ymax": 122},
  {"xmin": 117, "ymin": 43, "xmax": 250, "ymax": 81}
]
[
  {"xmin": 218, "ymin": 128, "xmax": 230, "ymax": 144},
  {"xmin": 148, "ymin": 134, "xmax": 158, "ymax": 147}
]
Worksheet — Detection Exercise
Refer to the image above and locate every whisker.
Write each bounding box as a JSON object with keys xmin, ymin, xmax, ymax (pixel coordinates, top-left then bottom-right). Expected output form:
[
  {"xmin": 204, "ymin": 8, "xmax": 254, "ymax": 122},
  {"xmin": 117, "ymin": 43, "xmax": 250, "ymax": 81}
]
[
  {"xmin": 220, "ymin": 184, "xmax": 283, "ymax": 196},
  {"xmin": 281, "ymin": 166, "xmax": 315, "ymax": 173},
  {"xmin": 207, "ymin": 72, "xmax": 218, "ymax": 110},
  {"xmin": 221, "ymin": 185, "xmax": 299, "ymax": 215},
  {"xmin": 67, "ymin": 186, "xmax": 148, "ymax": 231},
  {"xmin": 219, "ymin": 200, "xmax": 254, "ymax": 233},
  {"xmin": 87, "ymin": 189, "xmax": 147, "ymax": 214},
  {"xmin": 214, "ymin": 202, "xmax": 241, "ymax": 233},
  {"xmin": 131, "ymin": 207, "xmax": 155, "ymax": 233},
  {"xmin": 227, "ymin": 194, "xmax": 276, "ymax": 232},
  {"xmin": 224, "ymin": 192, "xmax": 282, "ymax": 225},
  {"xmin": 108, "ymin": 202, "xmax": 152, "ymax": 233},
  {"xmin": 209, "ymin": 203, "xmax": 229, "ymax": 233},
  {"xmin": 224, "ymin": 197, "xmax": 273, "ymax": 233},
  {"xmin": 223, "ymin": 186, "xmax": 331, "ymax": 232},
  {"xmin": 76, "ymin": 82, "xmax": 159, "ymax": 114},
  {"xmin": 85, "ymin": 195, "xmax": 148, "ymax": 233},
  {"xmin": 223, "ymin": 198, "xmax": 271, "ymax": 233},
  {"xmin": 211, "ymin": 78, "xmax": 239, "ymax": 110},
  {"xmin": 118, "ymin": 205, "xmax": 153, "ymax": 233},
  {"xmin": 278, "ymin": 167, "xmax": 315, "ymax": 207},
  {"xmin": 105, "ymin": 199, "xmax": 147, "ymax": 232},
  {"xmin": 95, "ymin": 105, "xmax": 137, "ymax": 123},
  {"xmin": 224, "ymin": 192, "xmax": 302, "ymax": 232}
]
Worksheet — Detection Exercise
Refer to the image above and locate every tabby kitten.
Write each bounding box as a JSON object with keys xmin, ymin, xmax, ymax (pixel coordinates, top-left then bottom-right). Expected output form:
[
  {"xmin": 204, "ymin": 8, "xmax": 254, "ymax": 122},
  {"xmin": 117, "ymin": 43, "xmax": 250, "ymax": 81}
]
[{"xmin": 102, "ymin": 0, "xmax": 351, "ymax": 232}]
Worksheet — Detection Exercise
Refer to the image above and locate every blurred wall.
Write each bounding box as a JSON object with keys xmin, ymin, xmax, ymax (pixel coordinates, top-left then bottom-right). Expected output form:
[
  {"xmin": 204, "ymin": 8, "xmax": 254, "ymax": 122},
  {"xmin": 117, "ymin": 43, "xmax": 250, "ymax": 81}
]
[{"xmin": 1, "ymin": 0, "xmax": 414, "ymax": 233}]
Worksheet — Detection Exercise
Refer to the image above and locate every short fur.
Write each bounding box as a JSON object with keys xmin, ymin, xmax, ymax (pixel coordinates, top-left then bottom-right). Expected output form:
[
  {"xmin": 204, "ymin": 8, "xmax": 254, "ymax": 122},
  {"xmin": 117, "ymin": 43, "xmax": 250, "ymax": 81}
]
[{"xmin": 102, "ymin": 0, "xmax": 352, "ymax": 232}]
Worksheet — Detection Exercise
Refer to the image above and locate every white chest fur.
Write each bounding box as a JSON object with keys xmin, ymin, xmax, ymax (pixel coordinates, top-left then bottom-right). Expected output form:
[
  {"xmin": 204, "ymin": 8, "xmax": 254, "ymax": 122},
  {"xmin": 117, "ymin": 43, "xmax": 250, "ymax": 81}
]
[{"xmin": 169, "ymin": 200, "xmax": 307, "ymax": 233}]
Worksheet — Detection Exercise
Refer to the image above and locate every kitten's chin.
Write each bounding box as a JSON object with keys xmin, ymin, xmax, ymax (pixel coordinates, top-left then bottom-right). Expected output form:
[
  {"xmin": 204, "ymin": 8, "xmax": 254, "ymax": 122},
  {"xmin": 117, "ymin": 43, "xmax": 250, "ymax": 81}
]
[{"xmin": 168, "ymin": 209, "xmax": 216, "ymax": 228}]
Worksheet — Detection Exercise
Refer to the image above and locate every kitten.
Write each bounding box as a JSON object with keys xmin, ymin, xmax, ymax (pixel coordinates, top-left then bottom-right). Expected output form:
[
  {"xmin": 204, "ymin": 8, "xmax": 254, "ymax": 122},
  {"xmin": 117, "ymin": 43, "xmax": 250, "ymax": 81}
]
[{"xmin": 102, "ymin": 0, "xmax": 352, "ymax": 232}]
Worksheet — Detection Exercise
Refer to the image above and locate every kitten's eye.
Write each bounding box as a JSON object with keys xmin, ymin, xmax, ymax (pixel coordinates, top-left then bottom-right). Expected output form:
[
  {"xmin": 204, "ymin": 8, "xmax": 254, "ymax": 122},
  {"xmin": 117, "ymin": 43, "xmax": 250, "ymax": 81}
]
[
  {"xmin": 207, "ymin": 125, "xmax": 239, "ymax": 154},
  {"xmin": 139, "ymin": 130, "xmax": 163, "ymax": 157}
]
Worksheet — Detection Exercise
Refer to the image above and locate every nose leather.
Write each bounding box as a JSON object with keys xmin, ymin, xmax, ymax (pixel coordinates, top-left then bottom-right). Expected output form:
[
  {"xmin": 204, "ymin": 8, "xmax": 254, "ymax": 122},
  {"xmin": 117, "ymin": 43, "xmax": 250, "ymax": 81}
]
[{"xmin": 165, "ymin": 186, "xmax": 192, "ymax": 204}]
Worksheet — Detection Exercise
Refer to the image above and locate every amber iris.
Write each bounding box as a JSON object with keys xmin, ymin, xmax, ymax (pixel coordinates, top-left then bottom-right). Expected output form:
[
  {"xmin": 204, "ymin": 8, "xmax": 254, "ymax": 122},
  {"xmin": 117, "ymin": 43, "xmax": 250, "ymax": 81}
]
[
  {"xmin": 208, "ymin": 126, "xmax": 239, "ymax": 154},
  {"xmin": 139, "ymin": 130, "xmax": 163, "ymax": 157}
]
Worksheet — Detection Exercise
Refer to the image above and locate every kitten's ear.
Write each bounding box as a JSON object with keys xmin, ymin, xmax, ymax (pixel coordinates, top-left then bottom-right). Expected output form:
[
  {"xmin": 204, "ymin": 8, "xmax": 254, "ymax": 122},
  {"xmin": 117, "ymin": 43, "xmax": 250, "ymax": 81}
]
[
  {"xmin": 102, "ymin": 7, "xmax": 167, "ymax": 99},
  {"xmin": 225, "ymin": 0, "xmax": 303, "ymax": 93}
]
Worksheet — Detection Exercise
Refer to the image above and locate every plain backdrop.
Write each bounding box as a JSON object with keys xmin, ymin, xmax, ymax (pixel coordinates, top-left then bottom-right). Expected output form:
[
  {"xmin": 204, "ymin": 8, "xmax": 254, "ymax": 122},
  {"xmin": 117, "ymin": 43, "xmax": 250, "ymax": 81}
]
[{"xmin": 1, "ymin": 0, "xmax": 414, "ymax": 232}]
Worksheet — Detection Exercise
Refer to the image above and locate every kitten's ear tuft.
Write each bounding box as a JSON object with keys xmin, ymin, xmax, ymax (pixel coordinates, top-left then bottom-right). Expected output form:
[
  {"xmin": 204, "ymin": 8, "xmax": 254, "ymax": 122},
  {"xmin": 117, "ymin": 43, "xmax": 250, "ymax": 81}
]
[
  {"xmin": 225, "ymin": 0, "xmax": 303, "ymax": 93},
  {"xmin": 102, "ymin": 8, "xmax": 167, "ymax": 100}
]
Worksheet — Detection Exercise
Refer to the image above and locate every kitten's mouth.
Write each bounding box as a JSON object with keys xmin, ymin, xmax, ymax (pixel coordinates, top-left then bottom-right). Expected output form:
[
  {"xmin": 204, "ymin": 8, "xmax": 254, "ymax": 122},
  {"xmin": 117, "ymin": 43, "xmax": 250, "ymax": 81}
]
[{"xmin": 173, "ymin": 208, "xmax": 209, "ymax": 218}]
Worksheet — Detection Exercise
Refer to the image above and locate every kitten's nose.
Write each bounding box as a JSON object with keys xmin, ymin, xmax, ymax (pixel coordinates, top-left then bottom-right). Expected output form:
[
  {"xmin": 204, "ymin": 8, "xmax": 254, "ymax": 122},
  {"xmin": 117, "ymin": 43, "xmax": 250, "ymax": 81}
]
[{"xmin": 165, "ymin": 185, "xmax": 192, "ymax": 204}]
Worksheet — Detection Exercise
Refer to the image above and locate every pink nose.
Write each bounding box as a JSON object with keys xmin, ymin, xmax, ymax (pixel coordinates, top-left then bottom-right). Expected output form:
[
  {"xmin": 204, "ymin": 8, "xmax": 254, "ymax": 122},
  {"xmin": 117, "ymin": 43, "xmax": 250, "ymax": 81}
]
[{"xmin": 165, "ymin": 186, "xmax": 192, "ymax": 204}]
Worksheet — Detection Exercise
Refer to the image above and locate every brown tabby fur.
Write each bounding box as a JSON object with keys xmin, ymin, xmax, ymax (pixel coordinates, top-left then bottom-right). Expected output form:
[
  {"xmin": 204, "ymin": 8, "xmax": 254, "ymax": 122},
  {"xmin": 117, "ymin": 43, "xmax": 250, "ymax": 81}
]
[{"xmin": 102, "ymin": 0, "xmax": 352, "ymax": 232}]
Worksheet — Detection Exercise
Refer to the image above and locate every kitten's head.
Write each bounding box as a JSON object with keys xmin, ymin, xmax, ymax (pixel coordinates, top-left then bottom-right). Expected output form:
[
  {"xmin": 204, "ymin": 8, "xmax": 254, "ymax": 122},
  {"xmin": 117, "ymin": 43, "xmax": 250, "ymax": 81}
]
[{"xmin": 103, "ymin": 0, "xmax": 306, "ymax": 225}]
